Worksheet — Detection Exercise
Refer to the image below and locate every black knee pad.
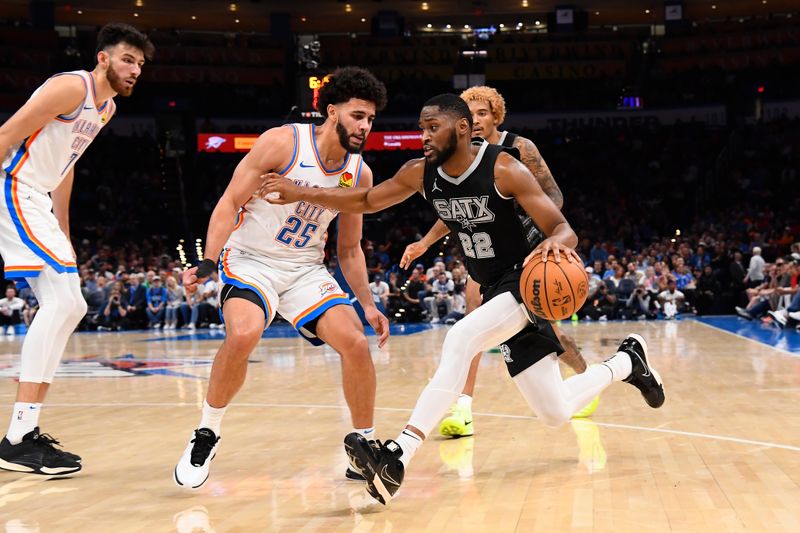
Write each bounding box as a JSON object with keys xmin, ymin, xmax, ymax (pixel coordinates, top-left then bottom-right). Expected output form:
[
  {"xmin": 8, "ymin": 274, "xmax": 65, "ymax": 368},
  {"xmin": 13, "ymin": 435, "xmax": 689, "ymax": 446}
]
[{"xmin": 219, "ymin": 284, "xmax": 267, "ymax": 316}]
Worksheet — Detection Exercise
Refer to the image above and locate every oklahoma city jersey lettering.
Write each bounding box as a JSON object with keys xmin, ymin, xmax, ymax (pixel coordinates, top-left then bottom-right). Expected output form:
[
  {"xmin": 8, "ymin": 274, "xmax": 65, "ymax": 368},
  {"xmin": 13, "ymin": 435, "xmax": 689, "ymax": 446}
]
[
  {"xmin": 1, "ymin": 70, "xmax": 115, "ymax": 193},
  {"xmin": 227, "ymin": 123, "xmax": 363, "ymax": 263}
]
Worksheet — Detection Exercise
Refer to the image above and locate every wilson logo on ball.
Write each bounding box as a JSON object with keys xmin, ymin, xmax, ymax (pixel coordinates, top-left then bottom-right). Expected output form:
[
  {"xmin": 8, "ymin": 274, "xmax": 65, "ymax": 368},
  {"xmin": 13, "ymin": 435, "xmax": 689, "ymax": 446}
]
[{"xmin": 530, "ymin": 279, "xmax": 545, "ymax": 316}]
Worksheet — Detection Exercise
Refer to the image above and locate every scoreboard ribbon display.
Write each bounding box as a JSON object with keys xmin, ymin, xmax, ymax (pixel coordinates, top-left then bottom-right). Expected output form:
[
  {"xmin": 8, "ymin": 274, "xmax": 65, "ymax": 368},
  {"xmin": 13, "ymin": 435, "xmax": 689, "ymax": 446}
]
[
  {"xmin": 198, "ymin": 133, "xmax": 259, "ymax": 153},
  {"xmin": 198, "ymin": 131, "xmax": 421, "ymax": 153}
]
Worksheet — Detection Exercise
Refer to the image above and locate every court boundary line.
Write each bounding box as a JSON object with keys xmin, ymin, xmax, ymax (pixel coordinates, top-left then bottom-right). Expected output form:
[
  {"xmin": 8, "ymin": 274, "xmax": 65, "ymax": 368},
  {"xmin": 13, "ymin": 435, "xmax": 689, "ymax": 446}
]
[
  {"xmin": 42, "ymin": 401, "xmax": 800, "ymax": 453},
  {"xmin": 690, "ymin": 317, "xmax": 800, "ymax": 358}
]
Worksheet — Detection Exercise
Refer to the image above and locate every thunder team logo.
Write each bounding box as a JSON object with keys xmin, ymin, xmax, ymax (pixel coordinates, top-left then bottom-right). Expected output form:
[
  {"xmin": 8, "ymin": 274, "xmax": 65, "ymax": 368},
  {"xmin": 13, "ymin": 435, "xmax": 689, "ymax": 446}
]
[
  {"xmin": 205, "ymin": 136, "xmax": 227, "ymax": 150},
  {"xmin": 319, "ymin": 281, "xmax": 337, "ymax": 296}
]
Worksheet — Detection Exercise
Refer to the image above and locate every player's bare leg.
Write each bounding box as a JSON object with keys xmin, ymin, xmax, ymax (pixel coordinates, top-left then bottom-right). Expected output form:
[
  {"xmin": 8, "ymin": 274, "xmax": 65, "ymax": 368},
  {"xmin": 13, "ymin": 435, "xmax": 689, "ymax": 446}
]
[
  {"xmin": 16, "ymin": 382, "xmax": 49, "ymax": 405},
  {"xmin": 316, "ymin": 304, "xmax": 378, "ymax": 481},
  {"xmin": 175, "ymin": 297, "xmax": 265, "ymax": 489},
  {"xmin": 315, "ymin": 305, "xmax": 377, "ymax": 430},
  {"xmin": 205, "ymin": 299, "xmax": 266, "ymax": 408}
]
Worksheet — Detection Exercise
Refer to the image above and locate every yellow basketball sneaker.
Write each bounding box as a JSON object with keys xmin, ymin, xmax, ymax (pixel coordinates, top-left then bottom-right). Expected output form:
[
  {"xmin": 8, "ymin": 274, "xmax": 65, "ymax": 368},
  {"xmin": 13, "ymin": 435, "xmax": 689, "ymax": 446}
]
[
  {"xmin": 438, "ymin": 403, "xmax": 474, "ymax": 438},
  {"xmin": 572, "ymin": 395, "xmax": 600, "ymax": 418}
]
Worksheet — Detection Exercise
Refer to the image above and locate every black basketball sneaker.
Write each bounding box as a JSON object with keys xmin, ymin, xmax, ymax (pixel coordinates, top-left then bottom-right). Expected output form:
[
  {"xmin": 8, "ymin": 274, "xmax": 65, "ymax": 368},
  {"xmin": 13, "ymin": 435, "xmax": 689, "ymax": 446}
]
[
  {"xmin": 617, "ymin": 333, "xmax": 665, "ymax": 408},
  {"xmin": 0, "ymin": 427, "xmax": 82, "ymax": 475},
  {"xmin": 345, "ymin": 439, "xmax": 384, "ymax": 481},
  {"xmin": 345, "ymin": 467, "xmax": 365, "ymax": 481},
  {"xmin": 37, "ymin": 430, "xmax": 81, "ymax": 463},
  {"xmin": 344, "ymin": 433, "xmax": 404, "ymax": 505}
]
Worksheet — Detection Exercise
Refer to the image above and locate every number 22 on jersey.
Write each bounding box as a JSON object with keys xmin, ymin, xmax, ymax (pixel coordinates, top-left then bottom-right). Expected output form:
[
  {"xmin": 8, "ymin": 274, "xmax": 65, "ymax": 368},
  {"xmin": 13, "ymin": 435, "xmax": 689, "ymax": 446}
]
[{"xmin": 459, "ymin": 231, "xmax": 495, "ymax": 259}]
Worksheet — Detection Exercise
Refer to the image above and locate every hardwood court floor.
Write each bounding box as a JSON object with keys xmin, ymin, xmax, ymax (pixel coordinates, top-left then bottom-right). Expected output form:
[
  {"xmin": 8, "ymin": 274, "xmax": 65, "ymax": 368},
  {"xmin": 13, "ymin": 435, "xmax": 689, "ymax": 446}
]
[{"xmin": 1, "ymin": 319, "xmax": 799, "ymax": 532}]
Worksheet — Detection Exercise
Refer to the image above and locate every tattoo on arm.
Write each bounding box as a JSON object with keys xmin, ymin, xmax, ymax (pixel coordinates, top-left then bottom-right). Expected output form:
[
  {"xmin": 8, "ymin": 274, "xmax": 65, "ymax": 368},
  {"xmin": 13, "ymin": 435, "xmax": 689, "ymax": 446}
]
[{"xmin": 515, "ymin": 137, "xmax": 564, "ymax": 209}]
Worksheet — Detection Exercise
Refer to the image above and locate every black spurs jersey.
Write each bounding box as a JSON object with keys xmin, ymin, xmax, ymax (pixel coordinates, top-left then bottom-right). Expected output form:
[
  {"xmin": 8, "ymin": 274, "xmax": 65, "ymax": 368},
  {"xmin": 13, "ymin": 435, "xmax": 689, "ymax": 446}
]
[
  {"xmin": 498, "ymin": 130, "xmax": 518, "ymax": 149},
  {"xmin": 422, "ymin": 141, "xmax": 531, "ymax": 287}
]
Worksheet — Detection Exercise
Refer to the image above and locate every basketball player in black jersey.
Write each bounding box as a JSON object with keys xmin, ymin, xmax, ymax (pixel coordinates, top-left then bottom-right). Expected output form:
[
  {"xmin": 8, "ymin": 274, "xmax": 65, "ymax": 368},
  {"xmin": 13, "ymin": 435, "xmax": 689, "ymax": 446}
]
[
  {"xmin": 258, "ymin": 94, "xmax": 665, "ymax": 505},
  {"xmin": 399, "ymin": 86, "xmax": 590, "ymax": 439}
]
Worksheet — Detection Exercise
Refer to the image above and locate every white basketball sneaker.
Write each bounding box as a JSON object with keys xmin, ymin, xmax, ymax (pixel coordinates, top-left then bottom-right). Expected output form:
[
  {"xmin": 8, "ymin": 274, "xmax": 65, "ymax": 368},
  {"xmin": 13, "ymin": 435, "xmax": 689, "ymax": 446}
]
[{"xmin": 174, "ymin": 428, "xmax": 219, "ymax": 489}]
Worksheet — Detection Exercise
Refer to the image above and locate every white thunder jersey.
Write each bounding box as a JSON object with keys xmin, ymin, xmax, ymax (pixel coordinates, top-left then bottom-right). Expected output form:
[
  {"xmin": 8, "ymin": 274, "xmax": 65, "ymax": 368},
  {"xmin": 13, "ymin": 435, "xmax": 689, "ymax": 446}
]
[
  {"xmin": 227, "ymin": 123, "xmax": 364, "ymax": 264},
  {"xmin": 2, "ymin": 70, "xmax": 115, "ymax": 193}
]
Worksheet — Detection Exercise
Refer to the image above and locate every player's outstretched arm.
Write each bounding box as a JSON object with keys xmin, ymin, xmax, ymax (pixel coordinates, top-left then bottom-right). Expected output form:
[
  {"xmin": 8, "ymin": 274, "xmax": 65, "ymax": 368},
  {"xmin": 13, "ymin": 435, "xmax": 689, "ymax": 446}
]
[
  {"xmin": 0, "ymin": 75, "xmax": 86, "ymax": 148},
  {"xmin": 257, "ymin": 159, "xmax": 425, "ymax": 214},
  {"xmin": 400, "ymin": 219, "xmax": 450, "ymax": 270},
  {"xmin": 513, "ymin": 136, "xmax": 564, "ymax": 209},
  {"xmin": 337, "ymin": 165, "xmax": 390, "ymax": 347},
  {"xmin": 494, "ymin": 152, "xmax": 579, "ymax": 264}
]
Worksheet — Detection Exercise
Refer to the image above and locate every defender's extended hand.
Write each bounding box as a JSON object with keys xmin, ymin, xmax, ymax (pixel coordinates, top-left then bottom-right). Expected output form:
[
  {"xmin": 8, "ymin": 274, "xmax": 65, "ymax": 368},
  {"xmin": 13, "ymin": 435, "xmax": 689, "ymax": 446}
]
[
  {"xmin": 256, "ymin": 172, "xmax": 300, "ymax": 204},
  {"xmin": 400, "ymin": 241, "xmax": 429, "ymax": 270}
]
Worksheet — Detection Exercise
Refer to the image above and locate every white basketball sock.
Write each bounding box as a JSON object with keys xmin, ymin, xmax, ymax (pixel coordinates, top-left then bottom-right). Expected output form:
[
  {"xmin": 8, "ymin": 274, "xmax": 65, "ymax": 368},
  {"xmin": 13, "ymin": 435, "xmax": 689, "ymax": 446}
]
[
  {"xmin": 6, "ymin": 402, "xmax": 40, "ymax": 444},
  {"xmin": 457, "ymin": 394, "xmax": 473, "ymax": 409},
  {"xmin": 353, "ymin": 426, "xmax": 375, "ymax": 441},
  {"xmin": 395, "ymin": 429, "xmax": 423, "ymax": 468},
  {"xmin": 601, "ymin": 352, "xmax": 633, "ymax": 382},
  {"xmin": 199, "ymin": 400, "xmax": 227, "ymax": 436}
]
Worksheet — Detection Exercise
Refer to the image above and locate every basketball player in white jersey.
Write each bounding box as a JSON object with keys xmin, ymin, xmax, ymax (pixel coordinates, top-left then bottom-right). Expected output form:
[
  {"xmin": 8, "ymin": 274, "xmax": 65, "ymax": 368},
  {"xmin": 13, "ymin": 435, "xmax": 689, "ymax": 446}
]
[
  {"xmin": 258, "ymin": 94, "xmax": 664, "ymax": 505},
  {"xmin": 173, "ymin": 67, "xmax": 390, "ymax": 489},
  {"xmin": 400, "ymin": 86, "xmax": 592, "ymax": 439},
  {"xmin": 0, "ymin": 23, "xmax": 153, "ymax": 475}
]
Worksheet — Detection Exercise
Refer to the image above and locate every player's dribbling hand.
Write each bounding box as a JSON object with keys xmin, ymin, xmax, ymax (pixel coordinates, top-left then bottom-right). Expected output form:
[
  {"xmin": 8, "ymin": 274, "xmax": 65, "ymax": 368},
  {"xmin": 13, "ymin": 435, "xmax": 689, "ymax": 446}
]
[
  {"xmin": 365, "ymin": 306, "xmax": 390, "ymax": 348},
  {"xmin": 524, "ymin": 239, "xmax": 582, "ymax": 266},
  {"xmin": 255, "ymin": 172, "xmax": 299, "ymax": 204},
  {"xmin": 400, "ymin": 241, "xmax": 428, "ymax": 269},
  {"xmin": 181, "ymin": 266, "xmax": 200, "ymax": 295}
]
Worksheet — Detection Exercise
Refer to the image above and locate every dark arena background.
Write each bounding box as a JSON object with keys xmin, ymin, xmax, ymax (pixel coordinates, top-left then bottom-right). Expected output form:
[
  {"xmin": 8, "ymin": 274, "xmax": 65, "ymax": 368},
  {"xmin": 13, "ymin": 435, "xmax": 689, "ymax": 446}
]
[{"xmin": 1, "ymin": 1, "xmax": 799, "ymax": 531}]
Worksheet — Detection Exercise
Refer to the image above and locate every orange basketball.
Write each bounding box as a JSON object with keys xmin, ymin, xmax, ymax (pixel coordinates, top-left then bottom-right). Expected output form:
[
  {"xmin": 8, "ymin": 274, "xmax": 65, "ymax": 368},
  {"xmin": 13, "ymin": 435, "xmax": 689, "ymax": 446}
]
[{"xmin": 520, "ymin": 252, "xmax": 589, "ymax": 321}]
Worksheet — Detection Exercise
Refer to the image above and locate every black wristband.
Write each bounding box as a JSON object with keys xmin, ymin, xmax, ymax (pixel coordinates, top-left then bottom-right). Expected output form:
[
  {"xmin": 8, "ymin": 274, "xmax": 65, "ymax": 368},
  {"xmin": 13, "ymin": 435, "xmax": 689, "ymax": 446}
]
[{"xmin": 196, "ymin": 258, "xmax": 217, "ymax": 278}]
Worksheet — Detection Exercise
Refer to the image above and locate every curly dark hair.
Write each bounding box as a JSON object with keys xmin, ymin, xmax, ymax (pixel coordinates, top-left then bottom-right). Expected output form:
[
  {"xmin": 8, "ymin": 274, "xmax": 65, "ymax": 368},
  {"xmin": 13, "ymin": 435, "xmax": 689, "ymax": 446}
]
[
  {"xmin": 96, "ymin": 22, "xmax": 155, "ymax": 61},
  {"xmin": 315, "ymin": 67, "xmax": 387, "ymax": 117}
]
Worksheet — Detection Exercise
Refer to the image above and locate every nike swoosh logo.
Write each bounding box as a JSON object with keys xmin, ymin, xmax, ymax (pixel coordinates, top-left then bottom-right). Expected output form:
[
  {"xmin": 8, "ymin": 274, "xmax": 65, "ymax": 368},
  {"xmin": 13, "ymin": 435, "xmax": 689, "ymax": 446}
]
[
  {"xmin": 84, "ymin": 106, "xmax": 94, "ymax": 110},
  {"xmin": 636, "ymin": 354, "xmax": 651, "ymax": 377},
  {"xmin": 380, "ymin": 464, "xmax": 401, "ymax": 487},
  {"xmin": 464, "ymin": 420, "xmax": 472, "ymax": 426},
  {"xmin": 299, "ymin": 161, "xmax": 315, "ymax": 168}
]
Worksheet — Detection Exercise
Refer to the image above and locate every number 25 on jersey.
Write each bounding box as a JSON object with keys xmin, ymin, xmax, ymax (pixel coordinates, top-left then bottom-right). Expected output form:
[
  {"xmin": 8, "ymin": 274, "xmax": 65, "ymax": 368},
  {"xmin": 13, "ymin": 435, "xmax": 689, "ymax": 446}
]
[{"xmin": 275, "ymin": 215, "xmax": 319, "ymax": 248}]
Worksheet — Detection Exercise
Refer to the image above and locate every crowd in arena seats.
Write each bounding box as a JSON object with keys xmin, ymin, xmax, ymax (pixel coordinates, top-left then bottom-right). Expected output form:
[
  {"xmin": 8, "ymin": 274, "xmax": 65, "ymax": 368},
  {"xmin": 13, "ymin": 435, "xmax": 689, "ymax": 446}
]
[
  {"xmin": 0, "ymin": 231, "xmax": 797, "ymax": 332},
  {"xmin": 79, "ymin": 265, "xmax": 224, "ymax": 332}
]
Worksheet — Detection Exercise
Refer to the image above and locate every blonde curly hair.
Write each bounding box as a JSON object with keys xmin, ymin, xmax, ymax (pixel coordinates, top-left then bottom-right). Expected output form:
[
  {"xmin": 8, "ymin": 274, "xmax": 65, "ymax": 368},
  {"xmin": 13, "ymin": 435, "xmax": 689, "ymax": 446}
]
[{"xmin": 460, "ymin": 86, "xmax": 506, "ymax": 125}]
